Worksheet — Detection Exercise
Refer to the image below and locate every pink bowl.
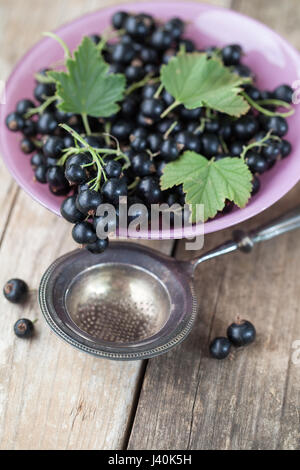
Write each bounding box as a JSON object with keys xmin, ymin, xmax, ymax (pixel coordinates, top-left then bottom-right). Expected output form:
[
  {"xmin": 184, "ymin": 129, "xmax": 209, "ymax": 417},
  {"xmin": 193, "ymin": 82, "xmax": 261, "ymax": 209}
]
[{"xmin": 1, "ymin": 1, "xmax": 300, "ymax": 239}]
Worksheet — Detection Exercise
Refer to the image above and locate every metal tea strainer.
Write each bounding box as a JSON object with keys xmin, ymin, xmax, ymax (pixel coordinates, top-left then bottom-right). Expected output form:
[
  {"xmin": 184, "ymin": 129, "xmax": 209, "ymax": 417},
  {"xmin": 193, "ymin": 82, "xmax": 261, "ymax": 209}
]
[{"xmin": 39, "ymin": 206, "xmax": 300, "ymax": 360}]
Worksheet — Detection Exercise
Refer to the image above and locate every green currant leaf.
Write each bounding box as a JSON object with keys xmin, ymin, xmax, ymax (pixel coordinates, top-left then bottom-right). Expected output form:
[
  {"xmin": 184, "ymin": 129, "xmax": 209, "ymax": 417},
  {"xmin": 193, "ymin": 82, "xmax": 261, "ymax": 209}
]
[
  {"xmin": 160, "ymin": 151, "xmax": 252, "ymax": 222},
  {"xmin": 160, "ymin": 52, "xmax": 250, "ymax": 117},
  {"xmin": 48, "ymin": 37, "xmax": 126, "ymax": 117}
]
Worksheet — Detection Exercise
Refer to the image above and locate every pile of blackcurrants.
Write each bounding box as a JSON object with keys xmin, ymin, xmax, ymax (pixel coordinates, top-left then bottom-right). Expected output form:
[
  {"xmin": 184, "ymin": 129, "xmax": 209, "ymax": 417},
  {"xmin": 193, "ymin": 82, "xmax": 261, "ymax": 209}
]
[{"xmin": 5, "ymin": 11, "xmax": 294, "ymax": 254}]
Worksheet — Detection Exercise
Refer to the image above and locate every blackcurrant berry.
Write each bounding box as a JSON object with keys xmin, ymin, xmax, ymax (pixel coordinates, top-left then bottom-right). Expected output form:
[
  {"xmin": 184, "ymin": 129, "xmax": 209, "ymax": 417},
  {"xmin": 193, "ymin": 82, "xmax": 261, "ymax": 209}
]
[
  {"xmin": 179, "ymin": 107, "xmax": 202, "ymax": 121},
  {"xmin": 175, "ymin": 131, "xmax": 201, "ymax": 152},
  {"xmin": 65, "ymin": 153, "xmax": 92, "ymax": 170},
  {"xmin": 251, "ymin": 175, "xmax": 261, "ymax": 195},
  {"xmin": 209, "ymin": 337, "xmax": 232, "ymax": 359},
  {"xmin": 150, "ymin": 29, "xmax": 173, "ymax": 50},
  {"xmin": 141, "ymin": 98, "xmax": 165, "ymax": 120},
  {"xmin": 205, "ymin": 120, "xmax": 220, "ymax": 134},
  {"xmin": 101, "ymin": 178, "xmax": 128, "ymax": 204},
  {"xmin": 31, "ymin": 151, "xmax": 45, "ymax": 168},
  {"xmin": 140, "ymin": 47, "xmax": 158, "ymax": 64},
  {"xmin": 132, "ymin": 152, "xmax": 156, "ymax": 176},
  {"xmin": 111, "ymin": 120, "xmax": 133, "ymax": 140},
  {"xmin": 105, "ymin": 160, "xmax": 122, "ymax": 178},
  {"xmin": 20, "ymin": 138, "xmax": 35, "ymax": 154},
  {"xmin": 121, "ymin": 95, "xmax": 138, "ymax": 117},
  {"xmin": 37, "ymin": 112, "xmax": 58, "ymax": 134},
  {"xmin": 76, "ymin": 189, "xmax": 103, "ymax": 215},
  {"xmin": 14, "ymin": 319, "xmax": 34, "ymax": 338},
  {"xmin": 273, "ymin": 84, "xmax": 293, "ymax": 103},
  {"xmin": 22, "ymin": 119, "xmax": 37, "ymax": 137},
  {"xmin": 43, "ymin": 136, "xmax": 65, "ymax": 159},
  {"xmin": 88, "ymin": 34, "xmax": 101, "ymax": 45},
  {"xmin": 200, "ymin": 133, "xmax": 220, "ymax": 157},
  {"xmin": 130, "ymin": 136, "xmax": 148, "ymax": 152},
  {"xmin": 260, "ymin": 115, "xmax": 288, "ymax": 137},
  {"xmin": 47, "ymin": 166, "xmax": 68, "ymax": 189},
  {"xmin": 3, "ymin": 278, "xmax": 28, "ymax": 303},
  {"xmin": 162, "ymin": 89, "xmax": 175, "ymax": 106},
  {"xmin": 246, "ymin": 151, "xmax": 268, "ymax": 174},
  {"xmin": 233, "ymin": 115, "xmax": 259, "ymax": 140},
  {"xmin": 156, "ymin": 160, "xmax": 166, "ymax": 177},
  {"xmin": 6, "ymin": 112, "xmax": 24, "ymax": 132},
  {"xmin": 230, "ymin": 141, "xmax": 244, "ymax": 156},
  {"xmin": 16, "ymin": 99, "xmax": 35, "ymax": 116},
  {"xmin": 137, "ymin": 176, "xmax": 162, "ymax": 204},
  {"xmin": 147, "ymin": 133, "xmax": 163, "ymax": 153},
  {"xmin": 60, "ymin": 195, "xmax": 85, "ymax": 223},
  {"xmin": 232, "ymin": 64, "xmax": 253, "ymax": 78},
  {"xmin": 261, "ymin": 141, "xmax": 281, "ymax": 162},
  {"xmin": 227, "ymin": 320, "xmax": 256, "ymax": 347},
  {"xmin": 177, "ymin": 38, "xmax": 195, "ymax": 52},
  {"xmin": 86, "ymin": 237, "xmax": 109, "ymax": 254},
  {"xmin": 34, "ymin": 165, "xmax": 48, "ymax": 183},
  {"xmin": 160, "ymin": 138, "xmax": 180, "ymax": 161},
  {"xmin": 131, "ymin": 127, "xmax": 148, "ymax": 140},
  {"xmin": 136, "ymin": 112, "xmax": 154, "ymax": 128},
  {"xmin": 111, "ymin": 43, "xmax": 135, "ymax": 64},
  {"xmin": 221, "ymin": 44, "xmax": 242, "ymax": 66},
  {"xmin": 164, "ymin": 17, "xmax": 184, "ymax": 39},
  {"xmin": 112, "ymin": 11, "xmax": 129, "ymax": 29},
  {"xmin": 65, "ymin": 164, "xmax": 88, "ymax": 184},
  {"xmin": 72, "ymin": 221, "xmax": 97, "ymax": 244},
  {"xmin": 34, "ymin": 82, "xmax": 55, "ymax": 103},
  {"xmin": 125, "ymin": 64, "xmax": 144, "ymax": 82},
  {"xmin": 142, "ymin": 83, "xmax": 159, "ymax": 99},
  {"xmin": 280, "ymin": 139, "xmax": 292, "ymax": 158},
  {"xmin": 124, "ymin": 14, "xmax": 154, "ymax": 39},
  {"xmin": 243, "ymin": 84, "xmax": 261, "ymax": 101}
]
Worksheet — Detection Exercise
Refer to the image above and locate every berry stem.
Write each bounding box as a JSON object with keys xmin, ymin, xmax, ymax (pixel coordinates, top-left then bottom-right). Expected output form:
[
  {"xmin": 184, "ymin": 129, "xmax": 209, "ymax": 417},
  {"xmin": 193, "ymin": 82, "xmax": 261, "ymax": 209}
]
[
  {"xmin": 160, "ymin": 100, "xmax": 180, "ymax": 118},
  {"xmin": 126, "ymin": 74, "xmax": 160, "ymax": 96},
  {"xmin": 154, "ymin": 83, "xmax": 164, "ymax": 99},
  {"xmin": 44, "ymin": 32, "xmax": 71, "ymax": 59},
  {"xmin": 25, "ymin": 95, "xmax": 57, "ymax": 118},
  {"xmin": 241, "ymin": 91, "xmax": 294, "ymax": 118},
  {"xmin": 81, "ymin": 113, "xmax": 92, "ymax": 136},
  {"xmin": 34, "ymin": 72, "xmax": 56, "ymax": 84},
  {"xmin": 163, "ymin": 120, "xmax": 178, "ymax": 140},
  {"xmin": 240, "ymin": 130, "xmax": 276, "ymax": 160}
]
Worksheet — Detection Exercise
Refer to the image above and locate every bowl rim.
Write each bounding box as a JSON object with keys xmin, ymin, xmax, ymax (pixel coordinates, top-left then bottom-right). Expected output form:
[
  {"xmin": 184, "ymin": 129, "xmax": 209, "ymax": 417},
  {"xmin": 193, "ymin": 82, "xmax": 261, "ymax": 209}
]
[{"xmin": 1, "ymin": 0, "xmax": 300, "ymax": 238}]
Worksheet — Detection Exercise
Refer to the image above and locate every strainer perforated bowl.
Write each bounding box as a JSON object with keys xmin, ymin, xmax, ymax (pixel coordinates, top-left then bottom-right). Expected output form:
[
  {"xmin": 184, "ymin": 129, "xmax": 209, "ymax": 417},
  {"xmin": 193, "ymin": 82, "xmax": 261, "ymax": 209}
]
[{"xmin": 39, "ymin": 206, "xmax": 300, "ymax": 360}]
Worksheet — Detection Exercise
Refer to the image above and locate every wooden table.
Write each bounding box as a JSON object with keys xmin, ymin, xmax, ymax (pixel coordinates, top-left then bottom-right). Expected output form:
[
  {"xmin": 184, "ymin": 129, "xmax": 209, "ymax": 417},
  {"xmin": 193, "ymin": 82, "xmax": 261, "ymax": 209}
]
[{"xmin": 0, "ymin": 0, "xmax": 299, "ymax": 450}]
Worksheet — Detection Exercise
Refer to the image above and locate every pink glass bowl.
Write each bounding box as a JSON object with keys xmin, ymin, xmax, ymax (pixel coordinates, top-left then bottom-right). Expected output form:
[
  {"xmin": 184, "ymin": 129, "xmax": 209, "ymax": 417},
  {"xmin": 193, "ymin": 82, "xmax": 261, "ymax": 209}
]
[{"xmin": 1, "ymin": 1, "xmax": 300, "ymax": 239}]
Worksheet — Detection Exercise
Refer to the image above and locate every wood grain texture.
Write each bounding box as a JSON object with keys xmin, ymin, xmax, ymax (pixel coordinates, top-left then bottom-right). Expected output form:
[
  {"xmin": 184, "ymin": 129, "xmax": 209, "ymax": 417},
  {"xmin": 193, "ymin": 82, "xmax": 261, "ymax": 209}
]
[
  {"xmin": 128, "ymin": 0, "xmax": 300, "ymax": 451},
  {"xmin": 0, "ymin": 0, "xmax": 174, "ymax": 450}
]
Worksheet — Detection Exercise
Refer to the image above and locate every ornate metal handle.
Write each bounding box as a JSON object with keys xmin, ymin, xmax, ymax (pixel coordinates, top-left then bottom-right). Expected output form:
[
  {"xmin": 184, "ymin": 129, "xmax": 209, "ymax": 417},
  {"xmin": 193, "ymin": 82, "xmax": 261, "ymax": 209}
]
[{"xmin": 192, "ymin": 206, "xmax": 300, "ymax": 272}]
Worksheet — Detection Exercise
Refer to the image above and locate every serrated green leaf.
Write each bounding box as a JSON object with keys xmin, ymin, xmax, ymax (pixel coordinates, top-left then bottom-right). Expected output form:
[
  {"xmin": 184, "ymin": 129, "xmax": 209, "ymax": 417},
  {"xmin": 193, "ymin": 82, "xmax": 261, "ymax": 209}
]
[
  {"xmin": 160, "ymin": 53, "xmax": 250, "ymax": 117},
  {"xmin": 49, "ymin": 37, "xmax": 126, "ymax": 117},
  {"xmin": 161, "ymin": 151, "xmax": 252, "ymax": 222}
]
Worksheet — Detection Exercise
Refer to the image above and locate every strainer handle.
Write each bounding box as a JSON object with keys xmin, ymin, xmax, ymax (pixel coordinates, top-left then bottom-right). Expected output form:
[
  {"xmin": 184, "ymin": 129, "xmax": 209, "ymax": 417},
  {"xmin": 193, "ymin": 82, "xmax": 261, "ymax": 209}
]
[{"xmin": 192, "ymin": 205, "xmax": 300, "ymax": 272}]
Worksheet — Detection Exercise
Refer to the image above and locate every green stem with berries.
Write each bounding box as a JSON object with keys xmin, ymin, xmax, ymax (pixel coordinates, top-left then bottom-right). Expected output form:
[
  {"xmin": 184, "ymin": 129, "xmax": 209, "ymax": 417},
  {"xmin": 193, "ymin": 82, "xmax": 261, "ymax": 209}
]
[
  {"xmin": 81, "ymin": 113, "xmax": 92, "ymax": 136},
  {"xmin": 160, "ymin": 100, "xmax": 181, "ymax": 119},
  {"xmin": 25, "ymin": 95, "xmax": 57, "ymax": 118},
  {"xmin": 242, "ymin": 92, "xmax": 294, "ymax": 118}
]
